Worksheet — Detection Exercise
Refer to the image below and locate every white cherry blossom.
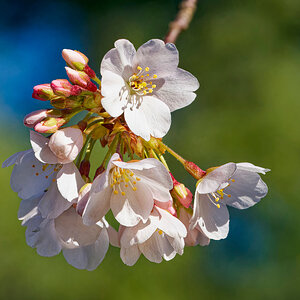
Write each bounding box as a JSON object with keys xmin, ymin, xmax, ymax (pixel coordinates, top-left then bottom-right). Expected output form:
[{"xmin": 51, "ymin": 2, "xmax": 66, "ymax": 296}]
[
  {"xmin": 100, "ymin": 39, "xmax": 199, "ymax": 140},
  {"xmin": 120, "ymin": 205, "xmax": 187, "ymax": 266},
  {"xmin": 83, "ymin": 153, "xmax": 173, "ymax": 227},
  {"xmin": 190, "ymin": 162, "xmax": 269, "ymax": 240}
]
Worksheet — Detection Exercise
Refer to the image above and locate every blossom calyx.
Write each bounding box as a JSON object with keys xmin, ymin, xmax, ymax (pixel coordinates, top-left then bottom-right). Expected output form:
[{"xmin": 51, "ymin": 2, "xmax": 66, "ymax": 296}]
[
  {"xmin": 62, "ymin": 49, "xmax": 88, "ymax": 71},
  {"xmin": 184, "ymin": 161, "xmax": 206, "ymax": 180},
  {"xmin": 50, "ymin": 98, "xmax": 82, "ymax": 109},
  {"xmin": 32, "ymin": 84, "xmax": 55, "ymax": 101},
  {"xmin": 65, "ymin": 67, "xmax": 97, "ymax": 92},
  {"xmin": 170, "ymin": 173, "xmax": 193, "ymax": 208}
]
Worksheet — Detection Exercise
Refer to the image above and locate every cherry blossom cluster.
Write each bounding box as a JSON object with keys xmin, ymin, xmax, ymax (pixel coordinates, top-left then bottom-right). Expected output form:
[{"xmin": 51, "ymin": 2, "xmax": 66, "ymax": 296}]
[{"xmin": 3, "ymin": 39, "xmax": 269, "ymax": 270}]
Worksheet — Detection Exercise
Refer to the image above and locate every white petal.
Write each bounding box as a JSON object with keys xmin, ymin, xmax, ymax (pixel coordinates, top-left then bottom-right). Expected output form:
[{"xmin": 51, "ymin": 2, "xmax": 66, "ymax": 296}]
[
  {"xmin": 30, "ymin": 131, "xmax": 59, "ymax": 164},
  {"xmin": 120, "ymin": 244, "xmax": 141, "ymax": 266},
  {"xmin": 26, "ymin": 217, "xmax": 62, "ymax": 257},
  {"xmin": 193, "ymin": 193, "xmax": 229, "ymax": 240},
  {"xmin": 236, "ymin": 162, "xmax": 270, "ymax": 175},
  {"xmin": 124, "ymin": 96, "xmax": 171, "ymax": 141},
  {"xmin": 132, "ymin": 39, "xmax": 179, "ymax": 77},
  {"xmin": 82, "ymin": 187, "xmax": 111, "ymax": 226},
  {"xmin": 139, "ymin": 234, "xmax": 163, "ymax": 263},
  {"xmin": 154, "ymin": 68, "xmax": 199, "ymax": 112},
  {"xmin": 38, "ymin": 180, "xmax": 72, "ymax": 219},
  {"xmin": 110, "ymin": 181, "xmax": 154, "ymax": 226},
  {"xmin": 63, "ymin": 228, "xmax": 109, "ymax": 271},
  {"xmin": 100, "ymin": 39, "xmax": 136, "ymax": 78},
  {"xmin": 10, "ymin": 151, "xmax": 55, "ymax": 199},
  {"xmin": 120, "ymin": 216, "xmax": 158, "ymax": 247},
  {"xmin": 18, "ymin": 196, "xmax": 41, "ymax": 221},
  {"xmin": 166, "ymin": 235, "xmax": 185, "ymax": 255},
  {"xmin": 107, "ymin": 224, "xmax": 120, "ymax": 247},
  {"xmin": 101, "ymin": 71, "xmax": 128, "ymax": 117},
  {"xmin": 2, "ymin": 150, "xmax": 31, "ymax": 168},
  {"xmin": 197, "ymin": 163, "xmax": 237, "ymax": 194},
  {"xmin": 223, "ymin": 168, "xmax": 268, "ymax": 209},
  {"xmin": 56, "ymin": 163, "xmax": 85, "ymax": 202},
  {"xmin": 156, "ymin": 206, "xmax": 187, "ymax": 238}
]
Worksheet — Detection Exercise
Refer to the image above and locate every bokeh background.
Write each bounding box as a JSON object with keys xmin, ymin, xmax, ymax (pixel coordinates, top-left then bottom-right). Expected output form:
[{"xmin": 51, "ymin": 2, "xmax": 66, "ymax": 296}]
[{"xmin": 1, "ymin": 0, "xmax": 299, "ymax": 299}]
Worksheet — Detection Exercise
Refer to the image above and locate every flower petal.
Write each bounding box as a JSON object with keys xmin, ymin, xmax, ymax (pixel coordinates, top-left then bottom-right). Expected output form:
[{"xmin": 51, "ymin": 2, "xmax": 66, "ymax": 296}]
[
  {"xmin": 197, "ymin": 163, "xmax": 237, "ymax": 194},
  {"xmin": 56, "ymin": 163, "xmax": 85, "ymax": 202},
  {"xmin": 110, "ymin": 181, "xmax": 154, "ymax": 227},
  {"xmin": 132, "ymin": 39, "xmax": 179, "ymax": 77},
  {"xmin": 30, "ymin": 131, "xmax": 59, "ymax": 164},
  {"xmin": 223, "ymin": 166, "xmax": 268, "ymax": 209},
  {"xmin": 192, "ymin": 193, "xmax": 229, "ymax": 240},
  {"xmin": 139, "ymin": 234, "xmax": 163, "ymax": 263},
  {"xmin": 120, "ymin": 244, "xmax": 141, "ymax": 266},
  {"xmin": 101, "ymin": 39, "xmax": 135, "ymax": 78},
  {"xmin": 124, "ymin": 96, "xmax": 171, "ymax": 141},
  {"xmin": 236, "ymin": 162, "xmax": 270, "ymax": 175},
  {"xmin": 154, "ymin": 68, "xmax": 199, "ymax": 112},
  {"xmin": 2, "ymin": 150, "xmax": 31, "ymax": 168},
  {"xmin": 38, "ymin": 180, "xmax": 71, "ymax": 219},
  {"xmin": 101, "ymin": 71, "xmax": 128, "ymax": 117}
]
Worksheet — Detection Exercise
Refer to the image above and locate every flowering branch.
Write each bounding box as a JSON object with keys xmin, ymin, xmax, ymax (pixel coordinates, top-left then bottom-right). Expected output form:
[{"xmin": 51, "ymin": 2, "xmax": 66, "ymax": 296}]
[{"xmin": 164, "ymin": 0, "xmax": 198, "ymax": 44}]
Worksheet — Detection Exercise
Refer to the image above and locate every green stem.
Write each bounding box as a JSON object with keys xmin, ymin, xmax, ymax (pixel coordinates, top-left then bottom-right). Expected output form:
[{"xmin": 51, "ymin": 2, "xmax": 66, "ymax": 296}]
[
  {"xmin": 157, "ymin": 140, "xmax": 186, "ymax": 165},
  {"xmin": 158, "ymin": 153, "xmax": 170, "ymax": 171},
  {"xmin": 92, "ymin": 76, "xmax": 101, "ymax": 86}
]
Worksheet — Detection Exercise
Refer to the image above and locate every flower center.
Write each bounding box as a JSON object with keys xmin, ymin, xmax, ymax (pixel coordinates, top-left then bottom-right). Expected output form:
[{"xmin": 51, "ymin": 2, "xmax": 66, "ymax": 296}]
[
  {"xmin": 128, "ymin": 66, "xmax": 157, "ymax": 96},
  {"xmin": 31, "ymin": 163, "xmax": 62, "ymax": 181},
  {"xmin": 110, "ymin": 166, "xmax": 141, "ymax": 196},
  {"xmin": 207, "ymin": 178, "xmax": 235, "ymax": 208}
]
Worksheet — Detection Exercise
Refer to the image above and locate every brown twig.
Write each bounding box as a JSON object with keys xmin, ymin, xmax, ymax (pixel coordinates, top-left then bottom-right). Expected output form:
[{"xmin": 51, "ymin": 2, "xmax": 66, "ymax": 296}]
[{"xmin": 164, "ymin": 0, "xmax": 198, "ymax": 44}]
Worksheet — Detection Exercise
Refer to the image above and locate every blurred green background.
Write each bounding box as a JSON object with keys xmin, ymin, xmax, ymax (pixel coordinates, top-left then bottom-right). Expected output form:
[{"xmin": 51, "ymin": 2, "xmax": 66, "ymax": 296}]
[{"xmin": 1, "ymin": 0, "xmax": 299, "ymax": 299}]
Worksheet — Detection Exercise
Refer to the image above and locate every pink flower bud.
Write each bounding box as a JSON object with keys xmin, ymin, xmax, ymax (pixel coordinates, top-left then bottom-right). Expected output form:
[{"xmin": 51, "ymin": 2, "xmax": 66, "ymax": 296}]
[
  {"xmin": 154, "ymin": 200, "xmax": 177, "ymax": 216},
  {"xmin": 65, "ymin": 67, "xmax": 97, "ymax": 92},
  {"xmin": 51, "ymin": 79, "xmax": 73, "ymax": 97},
  {"xmin": 23, "ymin": 109, "xmax": 49, "ymax": 128},
  {"xmin": 48, "ymin": 127, "xmax": 84, "ymax": 164},
  {"xmin": 62, "ymin": 49, "xmax": 88, "ymax": 71},
  {"xmin": 34, "ymin": 117, "xmax": 65, "ymax": 133},
  {"xmin": 32, "ymin": 84, "xmax": 55, "ymax": 101},
  {"xmin": 170, "ymin": 173, "xmax": 193, "ymax": 208},
  {"xmin": 83, "ymin": 65, "xmax": 96, "ymax": 78}
]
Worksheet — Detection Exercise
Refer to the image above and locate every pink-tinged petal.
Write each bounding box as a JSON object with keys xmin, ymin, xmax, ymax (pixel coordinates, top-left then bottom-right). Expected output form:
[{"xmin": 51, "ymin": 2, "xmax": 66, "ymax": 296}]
[
  {"xmin": 38, "ymin": 180, "xmax": 71, "ymax": 219},
  {"xmin": 139, "ymin": 234, "xmax": 163, "ymax": 263},
  {"xmin": 110, "ymin": 181, "xmax": 154, "ymax": 227},
  {"xmin": 107, "ymin": 224, "xmax": 120, "ymax": 248},
  {"xmin": 166, "ymin": 235, "xmax": 185, "ymax": 255},
  {"xmin": 2, "ymin": 150, "xmax": 31, "ymax": 168},
  {"xmin": 76, "ymin": 183, "xmax": 92, "ymax": 216},
  {"xmin": 197, "ymin": 163, "xmax": 237, "ymax": 194},
  {"xmin": 56, "ymin": 163, "xmax": 85, "ymax": 202},
  {"xmin": 156, "ymin": 206, "xmax": 187, "ymax": 238},
  {"xmin": 18, "ymin": 196, "xmax": 41, "ymax": 221},
  {"xmin": 132, "ymin": 39, "xmax": 179, "ymax": 77},
  {"xmin": 63, "ymin": 228, "xmax": 109, "ymax": 271},
  {"xmin": 82, "ymin": 187, "xmax": 111, "ymax": 226},
  {"xmin": 193, "ymin": 193, "xmax": 229, "ymax": 240},
  {"xmin": 30, "ymin": 131, "xmax": 59, "ymax": 164},
  {"xmin": 120, "ymin": 244, "xmax": 141, "ymax": 266},
  {"xmin": 154, "ymin": 68, "xmax": 199, "ymax": 112},
  {"xmin": 49, "ymin": 127, "xmax": 83, "ymax": 164},
  {"xmin": 101, "ymin": 39, "xmax": 136, "ymax": 78},
  {"xmin": 124, "ymin": 96, "xmax": 171, "ymax": 141},
  {"xmin": 223, "ymin": 167, "xmax": 268, "ymax": 209}
]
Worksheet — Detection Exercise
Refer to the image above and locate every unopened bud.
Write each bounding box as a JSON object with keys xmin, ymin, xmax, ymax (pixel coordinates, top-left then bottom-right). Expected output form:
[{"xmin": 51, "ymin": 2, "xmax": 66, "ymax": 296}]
[
  {"xmin": 34, "ymin": 117, "xmax": 66, "ymax": 133},
  {"xmin": 62, "ymin": 49, "xmax": 88, "ymax": 71},
  {"xmin": 65, "ymin": 67, "xmax": 97, "ymax": 92},
  {"xmin": 51, "ymin": 79, "xmax": 73, "ymax": 97},
  {"xmin": 79, "ymin": 160, "xmax": 90, "ymax": 177},
  {"xmin": 23, "ymin": 109, "xmax": 48, "ymax": 128},
  {"xmin": 50, "ymin": 98, "xmax": 82, "ymax": 109},
  {"xmin": 32, "ymin": 84, "xmax": 55, "ymax": 101},
  {"xmin": 154, "ymin": 200, "xmax": 177, "ymax": 216},
  {"xmin": 184, "ymin": 161, "xmax": 206, "ymax": 180},
  {"xmin": 170, "ymin": 173, "xmax": 193, "ymax": 208},
  {"xmin": 83, "ymin": 65, "xmax": 96, "ymax": 78}
]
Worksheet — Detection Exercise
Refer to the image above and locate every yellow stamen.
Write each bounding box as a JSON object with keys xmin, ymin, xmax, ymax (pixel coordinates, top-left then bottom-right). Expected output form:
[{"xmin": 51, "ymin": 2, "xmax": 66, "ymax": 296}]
[{"xmin": 114, "ymin": 190, "xmax": 118, "ymax": 195}]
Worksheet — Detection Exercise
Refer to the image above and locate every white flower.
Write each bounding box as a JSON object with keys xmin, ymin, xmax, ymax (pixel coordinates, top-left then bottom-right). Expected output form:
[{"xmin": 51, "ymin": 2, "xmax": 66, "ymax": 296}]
[
  {"xmin": 190, "ymin": 162, "xmax": 269, "ymax": 240},
  {"xmin": 100, "ymin": 39, "xmax": 199, "ymax": 141},
  {"xmin": 30, "ymin": 131, "xmax": 85, "ymax": 202},
  {"xmin": 83, "ymin": 153, "xmax": 173, "ymax": 227},
  {"xmin": 22, "ymin": 204, "xmax": 110, "ymax": 271},
  {"xmin": 178, "ymin": 206, "xmax": 210, "ymax": 247},
  {"xmin": 120, "ymin": 206, "xmax": 187, "ymax": 266}
]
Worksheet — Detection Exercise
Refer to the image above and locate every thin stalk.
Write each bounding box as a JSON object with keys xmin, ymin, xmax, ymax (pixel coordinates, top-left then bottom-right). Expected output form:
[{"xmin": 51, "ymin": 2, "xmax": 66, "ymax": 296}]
[
  {"xmin": 157, "ymin": 140, "xmax": 186, "ymax": 165},
  {"xmin": 158, "ymin": 153, "xmax": 170, "ymax": 171}
]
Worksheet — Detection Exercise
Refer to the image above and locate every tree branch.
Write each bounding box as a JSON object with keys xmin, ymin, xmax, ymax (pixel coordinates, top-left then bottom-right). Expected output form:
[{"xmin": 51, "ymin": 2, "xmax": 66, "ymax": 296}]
[{"xmin": 164, "ymin": 0, "xmax": 198, "ymax": 44}]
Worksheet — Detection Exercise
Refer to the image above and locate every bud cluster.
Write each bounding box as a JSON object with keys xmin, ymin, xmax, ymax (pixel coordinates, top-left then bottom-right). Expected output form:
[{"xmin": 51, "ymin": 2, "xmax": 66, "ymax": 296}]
[{"xmin": 3, "ymin": 40, "xmax": 269, "ymax": 270}]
